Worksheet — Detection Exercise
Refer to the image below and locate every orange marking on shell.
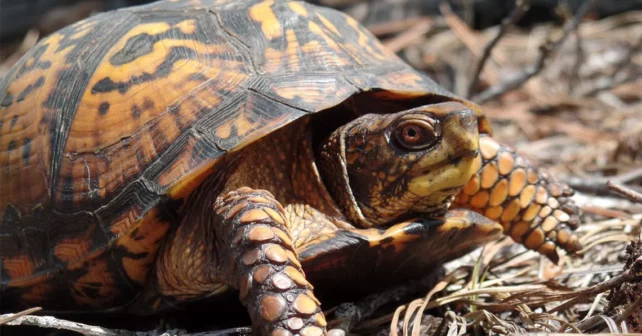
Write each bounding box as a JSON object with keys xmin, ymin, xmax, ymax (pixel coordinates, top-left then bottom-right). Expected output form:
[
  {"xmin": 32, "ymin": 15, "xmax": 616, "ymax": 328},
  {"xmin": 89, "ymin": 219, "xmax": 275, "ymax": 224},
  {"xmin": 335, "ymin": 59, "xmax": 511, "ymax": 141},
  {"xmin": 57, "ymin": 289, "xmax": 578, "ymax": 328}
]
[
  {"xmin": 216, "ymin": 124, "xmax": 232, "ymax": 139},
  {"xmin": 306, "ymin": 21, "xmax": 347, "ymax": 65},
  {"xmin": 272, "ymin": 273, "xmax": 293, "ymax": 290},
  {"xmin": 288, "ymin": 2, "xmax": 308, "ymax": 16},
  {"xmin": 316, "ymin": 13, "xmax": 341, "ymax": 36},
  {"xmin": 480, "ymin": 137, "xmax": 500, "ymax": 160},
  {"xmin": 462, "ymin": 175, "xmax": 481, "ymax": 196},
  {"xmin": 253, "ymin": 265, "xmax": 272, "ymax": 283},
  {"xmin": 481, "ymin": 162, "xmax": 499, "ymax": 189},
  {"xmin": 54, "ymin": 237, "xmax": 91, "ymax": 263},
  {"xmin": 71, "ymin": 258, "xmax": 116, "ymax": 307},
  {"xmin": 346, "ymin": 15, "xmax": 390, "ymax": 60},
  {"xmin": 470, "ymin": 190, "xmax": 489, "ymax": 208},
  {"xmin": 485, "ymin": 206, "xmax": 503, "ymax": 220},
  {"xmin": 176, "ymin": 19, "xmax": 196, "ymax": 34},
  {"xmin": 497, "ymin": 152, "xmax": 515, "ymax": 175},
  {"xmin": 541, "ymin": 216, "xmax": 559, "ymax": 232},
  {"xmin": 510, "ymin": 222, "xmax": 529, "ymax": 242},
  {"xmin": 300, "ymin": 326, "xmax": 324, "ymax": 336},
  {"xmin": 2, "ymin": 255, "xmax": 35, "ymax": 281},
  {"xmin": 242, "ymin": 249, "xmax": 262, "ymax": 265},
  {"xmin": 524, "ymin": 229, "xmax": 545, "ymax": 249},
  {"xmin": 522, "ymin": 203, "xmax": 542, "ymax": 222},
  {"xmin": 260, "ymin": 294, "xmax": 287, "ymax": 322},
  {"xmin": 501, "ymin": 199, "xmax": 521, "ymax": 224},
  {"xmin": 249, "ymin": 225, "xmax": 276, "ymax": 243},
  {"xmin": 240, "ymin": 208, "xmax": 271, "ymax": 223},
  {"xmin": 285, "ymin": 266, "xmax": 308, "ymax": 287},
  {"xmin": 489, "ymin": 179, "xmax": 508, "ymax": 207},
  {"xmin": 249, "ymin": 0, "xmax": 282, "ymax": 39},
  {"xmin": 19, "ymin": 281, "xmax": 56, "ymax": 306},
  {"xmin": 284, "ymin": 29, "xmax": 302, "ymax": 73},
  {"xmin": 265, "ymin": 244, "xmax": 288, "ymax": 263},
  {"xmin": 519, "ymin": 185, "xmax": 536, "ymax": 208},
  {"xmin": 0, "ymin": 31, "xmax": 66, "ymax": 214},
  {"xmin": 508, "ymin": 169, "xmax": 526, "ymax": 196},
  {"xmin": 293, "ymin": 294, "xmax": 318, "ymax": 315}
]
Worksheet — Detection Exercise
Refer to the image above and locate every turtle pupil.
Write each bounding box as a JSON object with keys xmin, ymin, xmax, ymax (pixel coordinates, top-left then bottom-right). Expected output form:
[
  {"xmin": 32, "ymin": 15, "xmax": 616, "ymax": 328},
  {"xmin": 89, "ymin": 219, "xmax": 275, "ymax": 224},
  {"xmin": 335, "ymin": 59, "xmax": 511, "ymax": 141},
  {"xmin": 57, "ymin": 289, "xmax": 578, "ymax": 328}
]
[{"xmin": 406, "ymin": 128, "xmax": 417, "ymax": 138}]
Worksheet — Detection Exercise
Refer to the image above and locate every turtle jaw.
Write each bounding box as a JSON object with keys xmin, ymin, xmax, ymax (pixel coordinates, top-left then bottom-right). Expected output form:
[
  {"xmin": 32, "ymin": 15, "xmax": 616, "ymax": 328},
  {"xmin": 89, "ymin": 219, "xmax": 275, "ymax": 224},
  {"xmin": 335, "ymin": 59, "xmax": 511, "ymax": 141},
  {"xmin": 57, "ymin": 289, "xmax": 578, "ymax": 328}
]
[{"xmin": 406, "ymin": 106, "xmax": 480, "ymax": 214}]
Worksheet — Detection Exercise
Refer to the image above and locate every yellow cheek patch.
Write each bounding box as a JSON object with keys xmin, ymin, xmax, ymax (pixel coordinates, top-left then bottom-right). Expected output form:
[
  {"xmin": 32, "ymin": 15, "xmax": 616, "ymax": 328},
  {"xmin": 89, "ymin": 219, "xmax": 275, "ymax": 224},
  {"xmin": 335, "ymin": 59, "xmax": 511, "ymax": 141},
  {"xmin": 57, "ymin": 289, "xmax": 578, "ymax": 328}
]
[{"xmin": 407, "ymin": 156, "xmax": 477, "ymax": 197}]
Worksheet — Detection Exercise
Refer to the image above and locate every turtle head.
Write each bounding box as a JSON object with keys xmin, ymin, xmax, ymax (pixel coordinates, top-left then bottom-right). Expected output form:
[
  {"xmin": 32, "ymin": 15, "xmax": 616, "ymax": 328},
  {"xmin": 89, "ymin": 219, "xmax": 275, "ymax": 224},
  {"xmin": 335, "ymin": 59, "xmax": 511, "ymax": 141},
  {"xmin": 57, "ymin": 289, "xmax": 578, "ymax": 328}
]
[{"xmin": 317, "ymin": 102, "xmax": 480, "ymax": 228}]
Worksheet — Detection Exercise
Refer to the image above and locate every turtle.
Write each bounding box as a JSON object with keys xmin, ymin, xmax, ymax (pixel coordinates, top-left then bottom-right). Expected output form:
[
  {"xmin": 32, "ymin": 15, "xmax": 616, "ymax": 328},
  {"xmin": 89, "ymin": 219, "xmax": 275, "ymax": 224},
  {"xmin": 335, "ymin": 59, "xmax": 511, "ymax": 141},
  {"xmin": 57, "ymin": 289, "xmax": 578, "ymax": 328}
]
[{"xmin": 0, "ymin": 0, "xmax": 582, "ymax": 335}]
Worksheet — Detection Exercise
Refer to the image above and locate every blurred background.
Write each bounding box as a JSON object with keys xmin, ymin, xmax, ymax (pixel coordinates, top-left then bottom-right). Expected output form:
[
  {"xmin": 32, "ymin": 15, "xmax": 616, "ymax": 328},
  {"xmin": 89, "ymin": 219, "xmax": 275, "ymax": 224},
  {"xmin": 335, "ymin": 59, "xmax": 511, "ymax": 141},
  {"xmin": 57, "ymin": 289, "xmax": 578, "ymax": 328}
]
[{"xmin": 1, "ymin": 0, "xmax": 642, "ymax": 335}]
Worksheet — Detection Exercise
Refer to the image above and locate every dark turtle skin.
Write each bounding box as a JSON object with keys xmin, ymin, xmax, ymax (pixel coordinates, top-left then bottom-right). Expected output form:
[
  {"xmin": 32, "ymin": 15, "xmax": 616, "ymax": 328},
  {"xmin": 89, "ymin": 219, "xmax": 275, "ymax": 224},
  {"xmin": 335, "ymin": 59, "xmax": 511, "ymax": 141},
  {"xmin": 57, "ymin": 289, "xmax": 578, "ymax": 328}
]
[{"xmin": 0, "ymin": 0, "xmax": 582, "ymax": 335}]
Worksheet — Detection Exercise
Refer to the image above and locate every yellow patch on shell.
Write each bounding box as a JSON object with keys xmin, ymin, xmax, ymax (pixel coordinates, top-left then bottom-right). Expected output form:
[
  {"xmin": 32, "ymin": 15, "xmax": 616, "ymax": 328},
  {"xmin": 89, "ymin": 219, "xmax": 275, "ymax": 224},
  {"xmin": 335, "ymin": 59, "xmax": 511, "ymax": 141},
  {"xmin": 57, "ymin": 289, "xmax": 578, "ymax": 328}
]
[
  {"xmin": 249, "ymin": 0, "xmax": 282, "ymax": 40},
  {"xmin": 288, "ymin": 2, "xmax": 308, "ymax": 17}
]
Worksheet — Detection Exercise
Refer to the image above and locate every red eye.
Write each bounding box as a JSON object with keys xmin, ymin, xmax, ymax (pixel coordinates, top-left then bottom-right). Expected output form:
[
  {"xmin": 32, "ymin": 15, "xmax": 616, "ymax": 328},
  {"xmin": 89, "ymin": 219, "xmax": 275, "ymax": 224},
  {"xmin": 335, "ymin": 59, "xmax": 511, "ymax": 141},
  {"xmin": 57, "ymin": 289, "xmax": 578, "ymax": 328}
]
[
  {"xmin": 395, "ymin": 120, "xmax": 440, "ymax": 150},
  {"xmin": 402, "ymin": 125, "xmax": 422, "ymax": 144}
]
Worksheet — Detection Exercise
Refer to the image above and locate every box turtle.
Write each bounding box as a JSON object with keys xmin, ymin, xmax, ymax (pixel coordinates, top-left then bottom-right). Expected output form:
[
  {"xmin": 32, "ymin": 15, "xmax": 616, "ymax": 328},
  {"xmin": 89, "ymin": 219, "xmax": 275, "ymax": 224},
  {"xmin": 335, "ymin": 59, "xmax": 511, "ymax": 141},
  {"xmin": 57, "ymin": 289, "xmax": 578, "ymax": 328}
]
[{"xmin": 0, "ymin": 0, "xmax": 582, "ymax": 334}]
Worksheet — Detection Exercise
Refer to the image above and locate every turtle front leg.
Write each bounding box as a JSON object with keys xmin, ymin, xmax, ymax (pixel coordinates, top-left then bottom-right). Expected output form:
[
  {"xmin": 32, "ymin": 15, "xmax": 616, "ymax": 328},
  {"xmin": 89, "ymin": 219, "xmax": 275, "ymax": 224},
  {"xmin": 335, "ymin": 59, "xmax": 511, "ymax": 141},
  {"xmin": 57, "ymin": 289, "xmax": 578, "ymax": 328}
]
[
  {"xmin": 212, "ymin": 187, "xmax": 330, "ymax": 336},
  {"xmin": 453, "ymin": 135, "xmax": 582, "ymax": 262}
]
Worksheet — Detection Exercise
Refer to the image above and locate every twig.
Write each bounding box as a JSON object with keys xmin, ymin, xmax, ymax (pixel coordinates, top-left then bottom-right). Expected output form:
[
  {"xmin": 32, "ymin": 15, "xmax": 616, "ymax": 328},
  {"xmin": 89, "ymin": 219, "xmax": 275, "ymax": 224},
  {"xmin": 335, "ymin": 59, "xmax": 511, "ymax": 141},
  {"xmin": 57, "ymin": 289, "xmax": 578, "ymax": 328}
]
[
  {"xmin": 0, "ymin": 307, "xmax": 42, "ymax": 325},
  {"xmin": 382, "ymin": 18, "xmax": 433, "ymax": 53},
  {"xmin": 1, "ymin": 312, "xmax": 251, "ymax": 336},
  {"xmin": 607, "ymin": 180, "xmax": 642, "ymax": 204},
  {"xmin": 367, "ymin": 16, "xmax": 436, "ymax": 37},
  {"xmin": 568, "ymin": 23, "xmax": 586, "ymax": 94},
  {"xmin": 4, "ymin": 314, "xmax": 125, "ymax": 336},
  {"xmin": 472, "ymin": 0, "xmax": 600, "ymax": 103},
  {"xmin": 466, "ymin": 0, "xmax": 531, "ymax": 98}
]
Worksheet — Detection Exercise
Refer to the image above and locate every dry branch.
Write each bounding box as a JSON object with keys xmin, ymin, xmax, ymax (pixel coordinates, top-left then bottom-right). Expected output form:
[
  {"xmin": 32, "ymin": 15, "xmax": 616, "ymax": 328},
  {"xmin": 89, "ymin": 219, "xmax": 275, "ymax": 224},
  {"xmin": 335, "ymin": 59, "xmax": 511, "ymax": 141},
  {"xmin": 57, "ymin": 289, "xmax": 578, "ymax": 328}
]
[
  {"xmin": 607, "ymin": 180, "xmax": 642, "ymax": 204},
  {"xmin": 467, "ymin": 0, "xmax": 531, "ymax": 97},
  {"xmin": 1, "ymin": 312, "xmax": 251, "ymax": 336},
  {"xmin": 472, "ymin": 0, "xmax": 601, "ymax": 103}
]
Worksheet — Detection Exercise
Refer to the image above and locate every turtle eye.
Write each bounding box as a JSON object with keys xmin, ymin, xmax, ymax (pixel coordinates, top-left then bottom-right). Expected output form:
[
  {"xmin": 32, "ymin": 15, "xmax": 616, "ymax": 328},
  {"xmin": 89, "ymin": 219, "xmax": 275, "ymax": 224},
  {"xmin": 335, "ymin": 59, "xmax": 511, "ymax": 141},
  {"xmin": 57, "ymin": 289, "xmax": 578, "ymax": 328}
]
[{"xmin": 394, "ymin": 119, "xmax": 441, "ymax": 150}]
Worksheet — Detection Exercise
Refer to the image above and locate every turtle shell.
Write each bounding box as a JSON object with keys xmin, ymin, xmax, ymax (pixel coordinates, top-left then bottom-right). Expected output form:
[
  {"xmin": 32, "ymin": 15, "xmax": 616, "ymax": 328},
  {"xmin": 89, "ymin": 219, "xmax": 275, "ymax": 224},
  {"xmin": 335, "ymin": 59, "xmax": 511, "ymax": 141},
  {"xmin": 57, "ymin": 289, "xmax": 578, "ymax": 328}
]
[{"xmin": 0, "ymin": 0, "xmax": 491, "ymax": 309}]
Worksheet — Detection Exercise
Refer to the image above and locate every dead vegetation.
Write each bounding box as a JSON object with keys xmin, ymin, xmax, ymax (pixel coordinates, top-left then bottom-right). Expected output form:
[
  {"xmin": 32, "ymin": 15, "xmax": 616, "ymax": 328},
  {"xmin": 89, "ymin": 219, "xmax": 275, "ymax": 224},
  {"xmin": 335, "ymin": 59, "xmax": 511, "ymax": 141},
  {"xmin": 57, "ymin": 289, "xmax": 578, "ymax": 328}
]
[{"xmin": 1, "ymin": 0, "xmax": 641, "ymax": 335}]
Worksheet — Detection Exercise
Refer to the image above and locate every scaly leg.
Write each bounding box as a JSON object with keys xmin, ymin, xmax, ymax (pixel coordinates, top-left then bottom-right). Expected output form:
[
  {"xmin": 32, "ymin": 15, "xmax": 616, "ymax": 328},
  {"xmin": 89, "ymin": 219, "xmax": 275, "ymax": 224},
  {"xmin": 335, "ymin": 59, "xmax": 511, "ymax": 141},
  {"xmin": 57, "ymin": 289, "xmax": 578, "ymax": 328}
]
[
  {"xmin": 453, "ymin": 135, "xmax": 582, "ymax": 262},
  {"xmin": 211, "ymin": 187, "xmax": 333, "ymax": 336}
]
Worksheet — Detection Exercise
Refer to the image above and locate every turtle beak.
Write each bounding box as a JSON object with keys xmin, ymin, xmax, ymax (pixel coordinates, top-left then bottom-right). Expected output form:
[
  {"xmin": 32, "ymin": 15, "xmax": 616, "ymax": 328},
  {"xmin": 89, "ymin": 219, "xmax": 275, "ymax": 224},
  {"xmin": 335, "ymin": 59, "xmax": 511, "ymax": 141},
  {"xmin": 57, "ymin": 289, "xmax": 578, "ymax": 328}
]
[{"xmin": 406, "ymin": 103, "xmax": 480, "ymax": 200}]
